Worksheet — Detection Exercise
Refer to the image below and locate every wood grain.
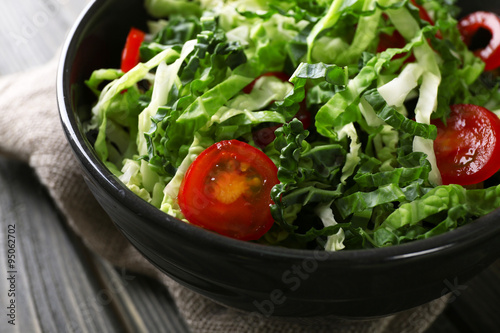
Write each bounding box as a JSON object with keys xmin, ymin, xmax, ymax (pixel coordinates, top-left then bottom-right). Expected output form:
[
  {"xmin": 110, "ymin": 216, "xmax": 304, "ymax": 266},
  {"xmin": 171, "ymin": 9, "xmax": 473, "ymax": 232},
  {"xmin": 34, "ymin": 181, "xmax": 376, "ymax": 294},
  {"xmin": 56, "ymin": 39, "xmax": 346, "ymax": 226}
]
[
  {"xmin": 0, "ymin": 157, "xmax": 190, "ymax": 333},
  {"xmin": 0, "ymin": 0, "xmax": 92, "ymax": 75}
]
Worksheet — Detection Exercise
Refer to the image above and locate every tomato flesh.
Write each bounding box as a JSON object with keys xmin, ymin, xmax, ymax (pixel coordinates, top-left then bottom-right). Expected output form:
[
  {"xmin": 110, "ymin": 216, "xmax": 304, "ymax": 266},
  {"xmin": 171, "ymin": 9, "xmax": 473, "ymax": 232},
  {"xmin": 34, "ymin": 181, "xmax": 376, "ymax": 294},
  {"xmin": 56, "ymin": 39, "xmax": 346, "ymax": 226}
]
[
  {"xmin": 178, "ymin": 140, "xmax": 279, "ymax": 240},
  {"xmin": 432, "ymin": 104, "xmax": 500, "ymax": 186},
  {"xmin": 458, "ymin": 11, "xmax": 500, "ymax": 71},
  {"xmin": 121, "ymin": 27, "xmax": 146, "ymax": 73}
]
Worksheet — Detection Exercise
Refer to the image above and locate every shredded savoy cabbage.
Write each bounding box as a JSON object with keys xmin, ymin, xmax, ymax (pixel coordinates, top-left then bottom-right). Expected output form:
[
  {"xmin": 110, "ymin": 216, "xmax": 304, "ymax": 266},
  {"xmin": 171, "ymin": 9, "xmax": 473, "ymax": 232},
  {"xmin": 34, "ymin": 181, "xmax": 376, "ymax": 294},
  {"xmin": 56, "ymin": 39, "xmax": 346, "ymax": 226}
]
[{"xmin": 85, "ymin": 0, "xmax": 500, "ymax": 250}]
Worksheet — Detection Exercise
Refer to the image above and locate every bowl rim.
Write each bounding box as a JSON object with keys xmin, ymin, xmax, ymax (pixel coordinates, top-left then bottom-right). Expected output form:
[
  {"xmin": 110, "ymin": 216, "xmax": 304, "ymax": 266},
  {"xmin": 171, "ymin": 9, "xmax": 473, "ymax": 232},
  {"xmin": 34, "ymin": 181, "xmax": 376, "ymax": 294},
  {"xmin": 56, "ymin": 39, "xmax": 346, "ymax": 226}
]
[{"xmin": 56, "ymin": 0, "xmax": 500, "ymax": 264}]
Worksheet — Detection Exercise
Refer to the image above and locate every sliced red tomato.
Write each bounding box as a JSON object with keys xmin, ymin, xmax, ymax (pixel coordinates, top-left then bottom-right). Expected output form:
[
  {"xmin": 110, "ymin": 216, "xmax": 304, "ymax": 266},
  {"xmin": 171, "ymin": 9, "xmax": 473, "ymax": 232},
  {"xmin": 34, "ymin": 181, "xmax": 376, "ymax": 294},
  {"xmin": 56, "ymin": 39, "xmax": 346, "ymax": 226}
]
[
  {"xmin": 178, "ymin": 140, "xmax": 279, "ymax": 241},
  {"xmin": 432, "ymin": 104, "xmax": 500, "ymax": 186},
  {"xmin": 121, "ymin": 27, "xmax": 146, "ymax": 73},
  {"xmin": 377, "ymin": 12, "xmax": 416, "ymax": 62},
  {"xmin": 377, "ymin": 29, "xmax": 415, "ymax": 61},
  {"xmin": 410, "ymin": 0, "xmax": 442, "ymax": 39},
  {"xmin": 377, "ymin": 1, "xmax": 440, "ymax": 59},
  {"xmin": 458, "ymin": 11, "xmax": 500, "ymax": 71},
  {"xmin": 410, "ymin": 0, "xmax": 434, "ymax": 25},
  {"xmin": 245, "ymin": 72, "xmax": 312, "ymax": 148}
]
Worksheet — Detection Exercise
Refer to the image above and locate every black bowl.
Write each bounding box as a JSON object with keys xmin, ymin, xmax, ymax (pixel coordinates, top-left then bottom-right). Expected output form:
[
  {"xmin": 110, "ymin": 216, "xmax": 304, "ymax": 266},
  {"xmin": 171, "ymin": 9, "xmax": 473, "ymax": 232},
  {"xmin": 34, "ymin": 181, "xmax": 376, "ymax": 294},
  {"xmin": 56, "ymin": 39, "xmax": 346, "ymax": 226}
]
[{"xmin": 57, "ymin": 0, "xmax": 500, "ymax": 318}]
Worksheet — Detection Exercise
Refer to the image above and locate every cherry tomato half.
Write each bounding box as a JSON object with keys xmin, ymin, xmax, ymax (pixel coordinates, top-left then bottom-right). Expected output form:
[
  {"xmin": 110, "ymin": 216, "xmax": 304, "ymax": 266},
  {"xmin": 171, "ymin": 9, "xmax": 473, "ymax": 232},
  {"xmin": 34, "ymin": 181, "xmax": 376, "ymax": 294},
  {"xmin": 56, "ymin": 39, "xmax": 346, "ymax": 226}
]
[
  {"xmin": 178, "ymin": 140, "xmax": 279, "ymax": 240},
  {"xmin": 458, "ymin": 11, "xmax": 500, "ymax": 71},
  {"xmin": 432, "ymin": 104, "xmax": 500, "ymax": 186},
  {"xmin": 121, "ymin": 27, "xmax": 146, "ymax": 73},
  {"xmin": 245, "ymin": 72, "xmax": 312, "ymax": 148}
]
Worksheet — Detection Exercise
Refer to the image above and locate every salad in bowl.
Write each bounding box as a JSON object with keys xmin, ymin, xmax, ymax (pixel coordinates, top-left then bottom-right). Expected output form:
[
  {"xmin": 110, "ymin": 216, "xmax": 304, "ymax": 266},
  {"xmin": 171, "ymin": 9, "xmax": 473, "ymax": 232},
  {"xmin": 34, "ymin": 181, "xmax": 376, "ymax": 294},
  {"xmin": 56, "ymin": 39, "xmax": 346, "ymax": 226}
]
[
  {"xmin": 85, "ymin": 0, "xmax": 500, "ymax": 252},
  {"xmin": 58, "ymin": 0, "xmax": 500, "ymax": 318}
]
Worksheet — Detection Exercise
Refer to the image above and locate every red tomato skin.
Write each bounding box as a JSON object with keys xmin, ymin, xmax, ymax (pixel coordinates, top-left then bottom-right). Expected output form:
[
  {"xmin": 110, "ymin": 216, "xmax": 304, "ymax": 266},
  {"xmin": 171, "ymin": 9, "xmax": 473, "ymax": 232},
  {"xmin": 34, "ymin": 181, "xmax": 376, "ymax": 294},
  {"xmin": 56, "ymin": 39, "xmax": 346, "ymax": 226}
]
[
  {"xmin": 252, "ymin": 107, "xmax": 311, "ymax": 149},
  {"xmin": 246, "ymin": 72, "xmax": 312, "ymax": 148},
  {"xmin": 377, "ymin": 1, "xmax": 440, "ymax": 59},
  {"xmin": 458, "ymin": 11, "xmax": 500, "ymax": 71},
  {"xmin": 377, "ymin": 30, "xmax": 416, "ymax": 62},
  {"xmin": 178, "ymin": 140, "xmax": 279, "ymax": 241},
  {"xmin": 252, "ymin": 124, "xmax": 281, "ymax": 149},
  {"xmin": 432, "ymin": 104, "xmax": 500, "ymax": 186},
  {"xmin": 121, "ymin": 27, "xmax": 146, "ymax": 73},
  {"xmin": 410, "ymin": 0, "xmax": 434, "ymax": 25},
  {"xmin": 243, "ymin": 72, "xmax": 290, "ymax": 94},
  {"xmin": 410, "ymin": 0, "xmax": 442, "ymax": 39}
]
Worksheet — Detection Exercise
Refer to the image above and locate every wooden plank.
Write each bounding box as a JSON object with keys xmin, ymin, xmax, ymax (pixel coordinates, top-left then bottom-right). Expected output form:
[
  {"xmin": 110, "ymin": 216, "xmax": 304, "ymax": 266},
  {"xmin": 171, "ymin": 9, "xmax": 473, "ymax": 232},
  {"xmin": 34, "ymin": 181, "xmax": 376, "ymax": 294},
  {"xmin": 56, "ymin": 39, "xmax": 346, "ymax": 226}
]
[
  {"xmin": 0, "ymin": 158, "xmax": 123, "ymax": 332},
  {"xmin": 0, "ymin": 157, "xmax": 191, "ymax": 332},
  {"xmin": 425, "ymin": 260, "xmax": 500, "ymax": 333},
  {"xmin": 90, "ymin": 255, "xmax": 191, "ymax": 333},
  {"xmin": 0, "ymin": 0, "xmax": 90, "ymax": 75},
  {"xmin": 425, "ymin": 313, "xmax": 462, "ymax": 333},
  {"xmin": 445, "ymin": 260, "xmax": 500, "ymax": 332}
]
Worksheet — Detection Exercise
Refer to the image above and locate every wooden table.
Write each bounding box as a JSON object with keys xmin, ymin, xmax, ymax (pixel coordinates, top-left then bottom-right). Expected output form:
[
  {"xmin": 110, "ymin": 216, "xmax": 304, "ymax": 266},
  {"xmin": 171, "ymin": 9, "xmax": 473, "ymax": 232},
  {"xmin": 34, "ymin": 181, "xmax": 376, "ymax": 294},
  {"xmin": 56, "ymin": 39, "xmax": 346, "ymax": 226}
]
[{"xmin": 0, "ymin": 1, "xmax": 499, "ymax": 332}]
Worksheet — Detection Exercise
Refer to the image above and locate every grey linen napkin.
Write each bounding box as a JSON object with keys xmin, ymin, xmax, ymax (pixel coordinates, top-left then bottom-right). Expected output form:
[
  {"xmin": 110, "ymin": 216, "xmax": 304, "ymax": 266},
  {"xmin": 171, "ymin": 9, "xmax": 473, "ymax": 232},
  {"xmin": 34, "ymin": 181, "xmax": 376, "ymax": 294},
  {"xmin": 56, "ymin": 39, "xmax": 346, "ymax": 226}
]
[{"xmin": 0, "ymin": 58, "xmax": 449, "ymax": 333}]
